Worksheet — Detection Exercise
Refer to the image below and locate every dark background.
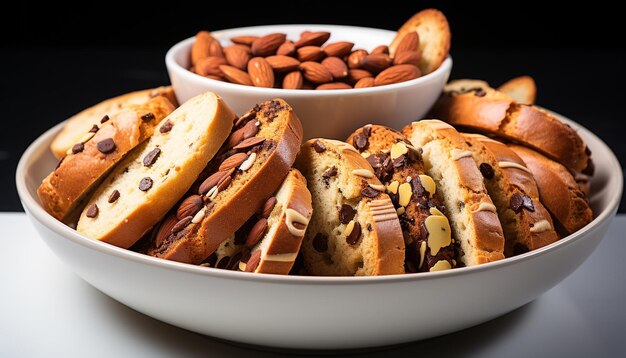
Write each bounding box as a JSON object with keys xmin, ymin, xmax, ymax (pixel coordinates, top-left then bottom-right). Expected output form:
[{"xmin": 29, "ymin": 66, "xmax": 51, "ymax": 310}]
[{"xmin": 2, "ymin": 2, "xmax": 625, "ymax": 212}]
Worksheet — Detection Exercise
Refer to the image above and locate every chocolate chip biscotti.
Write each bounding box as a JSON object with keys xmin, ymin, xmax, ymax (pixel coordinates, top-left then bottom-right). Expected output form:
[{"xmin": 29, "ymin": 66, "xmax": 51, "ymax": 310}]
[
  {"xmin": 145, "ymin": 99, "xmax": 303, "ymax": 264},
  {"xmin": 347, "ymin": 125, "xmax": 457, "ymax": 272},
  {"xmin": 77, "ymin": 92, "xmax": 235, "ymax": 248}
]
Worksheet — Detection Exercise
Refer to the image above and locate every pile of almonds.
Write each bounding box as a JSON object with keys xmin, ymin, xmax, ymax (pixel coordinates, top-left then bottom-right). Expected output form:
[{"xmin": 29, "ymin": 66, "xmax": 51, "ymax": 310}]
[{"xmin": 190, "ymin": 30, "xmax": 422, "ymax": 90}]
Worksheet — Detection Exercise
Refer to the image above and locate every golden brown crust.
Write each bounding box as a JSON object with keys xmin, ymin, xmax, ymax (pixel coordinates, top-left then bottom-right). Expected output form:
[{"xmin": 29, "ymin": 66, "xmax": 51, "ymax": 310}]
[
  {"xmin": 497, "ymin": 76, "xmax": 536, "ymax": 105},
  {"xmin": 509, "ymin": 145, "xmax": 593, "ymax": 236},
  {"xmin": 432, "ymin": 81, "xmax": 592, "ymax": 174},
  {"xmin": 150, "ymin": 99, "xmax": 303, "ymax": 264},
  {"xmin": 51, "ymin": 87, "xmax": 177, "ymax": 159},
  {"xmin": 38, "ymin": 96, "xmax": 175, "ymax": 221}
]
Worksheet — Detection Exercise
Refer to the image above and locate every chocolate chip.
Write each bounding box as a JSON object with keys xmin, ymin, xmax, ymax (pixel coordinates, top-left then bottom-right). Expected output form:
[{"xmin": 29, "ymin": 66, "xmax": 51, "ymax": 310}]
[
  {"xmin": 362, "ymin": 125, "xmax": 372, "ymax": 137},
  {"xmin": 216, "ymin": 256, "xmax": 231, "ymax": 269},
  {"xmin": 86, "ymin": 204, "xmax": 99, "ymax": 218},
  {"xmin": 366, "ymin": 223, "xmax": 372, "ymax": 231},
  {"xmin": 139, "ymin": 177, "xmax": 153, "ymax": 191},
  {"xmin": 313, "ymin": 140, "xmax": 327, "ymax": 153},
  {"xmin": 205, "ymin": 252, "xmax": 218, "ymax": 267},
  {"xmin": 100, "ymin": 115, "xmax": 110, "ymax": 124},
  {"xmin": 522, "ymin": 195, "xmax": 535, "ymax": 211},
  {"xmin": 353, "ymin": 132, "xmax": 369, "ymax": 151},
  {"xmin": 582, "ymin": 159, "xmax": 595, "ymax": 176},
  {"xmin": 71, "ymin": 143, "xmax": 84, "ymax": 154},
  {"xmin": 513, "ymin": 243, "xmax": 529, "ymax": 256},
  {"xmin": 366, "ymin": 153, "xmax": 382, "ymax": 168},
  {"xmin": 585, "ymin": 146, "xmax": 592, "ymax": 156},
  {"xmin": 97, "ymin": 138, "xmax": 116, "ymax": 154},
  {"xmin": 89, "ymin": 124, "xmax": 99, "ymax": 133},
  {"xmin": 233, "ymin": 136, "xmax": 265, "ymax": 151},
  {"xmin": 346, "ymin": 221, "xmax": 361, "ymax": 245},
  {"xmin": 474, "ymin": 88, "xmax": 486, "ymax": 97},
  {"xmin": 322, "ymin": 166, "xmax": 337, "ymax": 178},
  {"xmin": 68, "ymin": 222, "xmax": 77, "ymax": 230},
  {"xmin": 228, "ymin": 252, "xmax": 243, "ymax": 270},
  {"xmin": 412, "ymin": 177, "xmax": 426, "ymax": 197},
  {"xmin": 159, "ymin": 119, "xmax": 173, "ymax": 133},
  {"xmin": 313, "ymin": 233, "xmax": 328, "ymax": 252},
  {"xmin": 361, "ymin": 186, "xmax": 379, "ymax": 198},
  {"xmin": 392, "ymin": 155, "xmax": 406, "ymax": 168},
  {"xmin": 141, "ymin": 112, "xmax": 155, "ymax": 121},
  {"xmin": 479, "ymin": 163, "xmax": 494, "ymax": 179},
  {"xmin": 171, "ymin": 216, "xmax": 193, "ymax": 233},
  {"xmin": 143, "ymin": 147, "xmax": 161, "ymax": 167},
  {"xmin": 339, "ymin": 204, "xmax": 356, "ymax": 224},
  {"xmin": 382, "ymin": 155, "xmax": 393, "ymax": 172},
  {"xmin": 108, "ymin": 190, "xmax": 120, "ymax": 203}
]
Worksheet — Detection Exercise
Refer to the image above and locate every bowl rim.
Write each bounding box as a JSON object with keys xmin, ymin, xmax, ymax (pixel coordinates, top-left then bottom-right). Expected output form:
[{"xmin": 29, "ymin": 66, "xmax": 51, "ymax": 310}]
[
  {"xmin": 165, "ymin": 24, "xmax": 453, "ymax": 96},
  {"xmin": 16, "ymin": 113, "xmax": 622, "ymax": 286}
]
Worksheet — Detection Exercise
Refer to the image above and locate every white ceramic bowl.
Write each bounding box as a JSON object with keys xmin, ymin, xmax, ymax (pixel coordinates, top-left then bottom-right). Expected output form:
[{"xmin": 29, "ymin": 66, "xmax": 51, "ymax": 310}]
[
  {"xmin": 16, "ymin": 113, "xmax": 621, "ymax": 350},
  {"xmin": 166, "ymin": 24, "xmax": 452, "ymax": 140}
]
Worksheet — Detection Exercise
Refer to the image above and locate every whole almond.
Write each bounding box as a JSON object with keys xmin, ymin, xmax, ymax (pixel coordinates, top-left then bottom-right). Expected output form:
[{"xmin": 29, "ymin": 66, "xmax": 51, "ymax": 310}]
[
  {"xmin": 261, "ymin": 196, "xmax": 277, "ymax": 218},
  {"xmin": 348, "ymin": 49, "xmax": 368, "ymax": 69},
  {"xmin": 299, "ymin": 61, "xmax": 333, "ymax": 84},
  {"xmin": 155, "ymin": 214, "xmax": 178, "ymax": 247},
  {"xmin": 393, "ymin": 50, "xmax": 421, "ymax": 66},
  {"xmin": 195, "ymin": 56, "xmax": 228, "ymax": 77},
  {"xmin": 283, "ymin": 71, "xmax": 303, "ymax": 89},
  {"xmin": 224, "ymin": 46, "xmax": 251, "ymax": 70},
  {"xmin": 294, "ymin": 31, "xmax": 331, "ymax": 48},
  {"xmin": 321, "ymin": 57, "xmax": 348, "ymax": 79},
  {"xmin": 231, "ymin": 36, "xmax": 258, "ymax": 46},
  {"xmin": 276, "ymin": 40, "xmax": 296, "ymax": 56},
  {"xmin": 248, "ymin": 57, "xmax": 274, "ymax": 88},
  {"xmin": 371, "ymin": 45, "xmax": 389, "ymax": 55},
  {"xmin": 232, "ymin": 44, "xmax": 252, "ymax": 54},
  {"xmin": 374, "ymin": 64, "xmax": 421, "ymax": 86},
  {"xmin": 191, "ymin": 31, "xmax": 213, "ymax": 65},
  {"xmin": 316, "ymin": 82, "xmax": 352, "ymax": 90},
  {"xmin": 219, "ymin": 65, "xmax": 253, "ymax": 86},
  {"xmin": 219, "ymin": 152, "xmax": 248, "ymax": 171},
  {"xmin": 395, "ymin": 31, "xmax": 419, "ymax": 54},
  {"xmin": 297, "ymin": 46, "xmax": 325, "ymax": 62},
  {"xmin": 301, "ymin": 81, "xmax": 315, "ymax": 90},
  {"xmin": 354, "ymin": 77, "xmax": 375, "ymax": 88},
  {"xmin": 347, "ymin": 69, "xmax": 373, "ymax": 84},
  {"xmin": 251, "ymin": 33, "xmax": 286, "ymax": 56},
  {"xmin": 361, "ymin": 53, "xmax": 392, "ymax": 73},
  {"xmin": 246, "ymin": 218, "xmax": 268, "ymax": 247},
  {"xmin": 199, "ymin": 171, "xmax": 228, "ymax": 195},
  {"xmin": 323, "ymin": 41, "xmax": 354, "ymax": 57},
  {"xmin": 217, "ymin": 172, "xmax": 233, "ymax": 191},
  {"xmin": 209, "ymin": 40, "xmax": 225, "ymax": 58},
  {"xmin": 266, "ymin": 55, "xmax": 300, "ymax": 72},
  {"xmin": 177, "ymin": 195, "xmax": 203, "ymax": 220}
]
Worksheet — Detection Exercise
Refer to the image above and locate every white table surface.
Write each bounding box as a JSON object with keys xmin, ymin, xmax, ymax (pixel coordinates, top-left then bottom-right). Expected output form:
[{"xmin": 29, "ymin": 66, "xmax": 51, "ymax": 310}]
[{"xmin": 1, "ymin": 212, "xmax": 625, "ymax": 357}]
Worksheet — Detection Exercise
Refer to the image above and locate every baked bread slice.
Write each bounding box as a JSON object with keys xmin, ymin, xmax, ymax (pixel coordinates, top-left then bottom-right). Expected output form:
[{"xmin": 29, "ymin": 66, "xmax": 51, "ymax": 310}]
[
  {"xmin": 463, "ymin": 133, "xmax": 559, "ymax": 256},
  {"xmin": 403, "ymin": 120, "xmax": 505, "ymax": 265},
  {"xmin": 346, "ymin": 125, "xmax": 457, "ymax": 272},
  {"xmin": 431, "ymin": 79, "xmax": 593, "ymax": 174},
  {"xmin": 51, "ymin": 87, "xmax": 178, "ymax": 159},
  {"xmin": 509, "ymin": 145, "xmax": 593, "ymax": 236},
  {"xmin": 77, "ymin": 92, "xmax": 235, "ymax": 248},
  {"xmin": 497, "ymin": 76, "xmax": 536, "ymax": 105},
  {"xmin": 295, "ymin": 138, "xmax": 405, "ymax": 276},
  {"xmin": 38, "ymin": 96, "xmax": 175, "ymax": 221},
  {"xmin": 145, "ymin": 99, "xmax": 303, "ymax": 264},
  {"xmin": 389, "ymin": 9, "xmax": 451, "ymax": 74}
]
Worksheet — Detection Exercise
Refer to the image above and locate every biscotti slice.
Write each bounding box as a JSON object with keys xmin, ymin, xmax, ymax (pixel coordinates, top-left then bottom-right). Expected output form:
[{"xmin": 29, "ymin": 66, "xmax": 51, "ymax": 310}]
[
  {"xmin": 51, "ymin": 86, "xmax": 177, "ymax": 159},
  {"xmin": 38, "ymin": 96, "xmax": 175, "ymax": 221},
  {"xmin": 463, "ymin": 134, "xmax": 559, "ymax": 256},
  {"xmin": 497, "ymin": 76, "xmax": 536, "ymax": 105},
  {"xmin": 346, "ymin": 125, "xmax": 457, "ymax": 272},
  {"xmin": 389, "ymin": 9, "xmax": 451, "ymax": 74},
  {"xmin": 403, "ymin": 120, "xmax": 505, "ymax": 265},
  {"xmin": 509, "ymin": 145, "xmax": 593, "ymax": 236},
  {"xmin": 295, "ymin": 138, "xmax": 405, "ymax": 276},
  {"xmin": 77, "ymin": 92, "xmax": 235, "ymax": 248},
  {"xmin": 145, "ymin": 99, "xmax": 303, "ymax": 264},
  {"xmin": 431, "ymin": 79, "xmax": 593, "ymax": 174}
]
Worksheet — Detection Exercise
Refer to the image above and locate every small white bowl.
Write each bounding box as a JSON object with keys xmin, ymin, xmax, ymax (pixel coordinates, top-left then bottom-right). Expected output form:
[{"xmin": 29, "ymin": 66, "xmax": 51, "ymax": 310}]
[
  {"xmin": 16, "ymin": 112, "xmax": 621, "ymax": 350},
  {"xmin": 166, "ymin": 24, "xmax": 452, "ymax": 140}
]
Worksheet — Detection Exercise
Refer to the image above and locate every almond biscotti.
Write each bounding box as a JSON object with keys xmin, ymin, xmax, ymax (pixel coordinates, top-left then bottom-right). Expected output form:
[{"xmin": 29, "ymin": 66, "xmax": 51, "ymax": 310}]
[
  {"xmin": 38, "ymin": 96, "xmax": 175, "ymax": 221},
  {"xmin": 295, "ymin": 138, "xmax": 405, "ymax": 276},
  {"xmin": 77, "ymin": 92, "xmax": 234, "ymax": 248},
  {"xmin": 51, "ymin": 86, "xmax": 177, "ymax": 159},
  {"xmin": 347, "ymin": 125, "xmax": 457, "ymax": 272},
  {"xmin": 403, "ymin": 120, "xmax": 505, "ymax": 265},
  {"xmin": 145, "ymin": 99, "xmax": 303, "ymax": 264},
  {"xmin": 463, "ymin": 134, "xmax": 559, "ymax": 256}
]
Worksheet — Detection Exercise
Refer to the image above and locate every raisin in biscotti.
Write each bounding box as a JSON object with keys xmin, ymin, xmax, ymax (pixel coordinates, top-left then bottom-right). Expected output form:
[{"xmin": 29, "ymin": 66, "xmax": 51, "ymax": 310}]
[
  {"xmin": 295, "ymin": 139, "xmax": 405, "ymax": 276},
  {"xmin": 38, "ymin": 96, "xmax": 175, "ymax": 222},
  {"xmin": 346, "ymin": 125, "xmax": 457, "ymax": 272},
  {"xmin": 145, "ymin": 99, "xmax": 303, "ymax": 264},
  {"xmin": 403, "ymin": 120, "xmax": 505, "ymax": 265},
  {"xmin": 509, "ymin": 145, "xmax": 593, "ymax": 236},
  {"xmin": 463, "ymin": 134, "xmax": 559, "ymax": 256},
  {"xmin": 77, "ymin": 92, "xmax": 235, "ymax": 248},
  {"xmin": 51, "ymin": 87, "xmax": 177, "ymax": 159},
  {"xmin": 431, "ymin": 79, "xmax": 593, "ymax": 175}
]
